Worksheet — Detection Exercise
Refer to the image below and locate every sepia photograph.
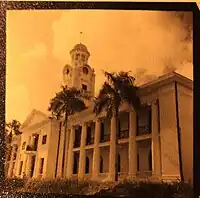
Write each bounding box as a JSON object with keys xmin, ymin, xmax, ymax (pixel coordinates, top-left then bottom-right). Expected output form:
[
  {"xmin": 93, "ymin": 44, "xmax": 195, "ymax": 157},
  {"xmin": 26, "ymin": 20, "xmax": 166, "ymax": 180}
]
[{"xmin": 1, "ymin": 2, "xmax": 196, "ymax": 197}]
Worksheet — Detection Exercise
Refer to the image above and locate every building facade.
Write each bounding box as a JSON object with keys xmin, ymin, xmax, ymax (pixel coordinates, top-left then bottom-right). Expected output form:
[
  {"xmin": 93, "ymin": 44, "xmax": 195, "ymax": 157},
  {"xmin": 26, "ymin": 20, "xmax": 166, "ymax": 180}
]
[{"xmin": 6, "ymin": 44, "xmax": 193, "ymax": 183}]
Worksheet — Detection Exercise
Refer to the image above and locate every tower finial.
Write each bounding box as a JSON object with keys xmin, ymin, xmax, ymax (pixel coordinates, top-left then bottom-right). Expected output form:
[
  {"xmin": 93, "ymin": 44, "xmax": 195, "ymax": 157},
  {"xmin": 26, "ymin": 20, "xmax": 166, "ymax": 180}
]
[{"xmin": 80, "ymin": 32, "xmax": 83, "ymax": 44}]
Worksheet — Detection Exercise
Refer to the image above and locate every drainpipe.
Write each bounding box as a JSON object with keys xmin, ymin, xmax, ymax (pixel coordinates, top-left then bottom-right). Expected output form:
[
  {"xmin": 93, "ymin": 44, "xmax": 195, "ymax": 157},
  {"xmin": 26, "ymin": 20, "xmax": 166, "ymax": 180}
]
[{"xmin": 174, "ymin": 81, "xmax": 184, "ymax": 182}]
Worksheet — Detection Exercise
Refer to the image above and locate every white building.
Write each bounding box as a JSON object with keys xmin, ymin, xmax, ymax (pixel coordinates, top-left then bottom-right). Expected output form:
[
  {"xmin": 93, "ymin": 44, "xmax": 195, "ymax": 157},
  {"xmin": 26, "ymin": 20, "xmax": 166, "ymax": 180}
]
[{"xmin": 6, "ymin": 43, "xmax": 193, "ymax": 183}]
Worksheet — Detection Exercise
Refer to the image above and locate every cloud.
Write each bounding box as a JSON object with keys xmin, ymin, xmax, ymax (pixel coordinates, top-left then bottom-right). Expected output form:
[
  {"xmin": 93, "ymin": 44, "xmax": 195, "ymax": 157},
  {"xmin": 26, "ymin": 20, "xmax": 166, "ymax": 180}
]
[
  {"xmin": 6, "ymin": 84, "xmax": 30, "ymax": 123},
  {"xmin": 21, "ymin": 43, "xmax": 47, "ymax": 59},
  {"xmin": 52, "ymin": 10, "xmax": 193, "ymax": 92}
]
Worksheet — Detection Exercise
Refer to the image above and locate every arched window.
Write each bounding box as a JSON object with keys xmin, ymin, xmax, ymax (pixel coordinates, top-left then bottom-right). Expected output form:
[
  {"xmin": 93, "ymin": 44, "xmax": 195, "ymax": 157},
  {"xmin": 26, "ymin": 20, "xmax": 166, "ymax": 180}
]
[
  {"xmin": 149, "ymin": 148, "xmax": 152, "ymax": 171},
  {"xmin": 85, "ymin": 157, "xmax": 90, "ymax": 174},
  {"xmin": 99, "ymin": 156, "xmax": 103, "ymax": 173},
  {"xmin": 118, "ymin": 154, "xmax": 121, "ymax": 173}
]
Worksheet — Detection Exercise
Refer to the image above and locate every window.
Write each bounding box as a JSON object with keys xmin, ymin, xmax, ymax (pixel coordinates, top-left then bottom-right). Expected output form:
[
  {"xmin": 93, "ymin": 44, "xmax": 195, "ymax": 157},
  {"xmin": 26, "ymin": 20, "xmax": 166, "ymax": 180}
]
[
  {"xmin": 118, "ymin": 154, "xmax": 121, "ymax": 173},
  {"xmin": 83, "ymin": 66, "xmax": 89, "ymax": 74},
  {"xmin": 22, "ymin": 142, "xmax": 26, "ymax": 150},
  {"xmin": 137, "ymin": 106, "xmax": 152, "ymax": 136},
  {"xmin": 13, "ymin": 152, "xmax": 17, "ymax": 160},
  {"xmin": 86, "ymin": 127, "xmax": 92, "ymax": 145},
  {"xmin": 157, "ymin": 99, "xmax": 160, "ymax": 133},
  {"xmin": 85, "ymin": 157, "xmax": 89, "ymax": 174},
  {"xmin": 75, "ymin": 54, "xmax": 80, "ymax": 60},
  {"xmin": 11, "ymin": 162, "xmax": 15, "ymax": 177},
  {"xmin": 100, "ymin": 156, "xmax": 103, "ymax": 173},
  {"xmin": 5, "ymin": 164, "xmax": 9, "ymax": 176},
  {"xmin": 30, "ymin": 156, "xmax": 36, "ymax": 178},
  {"xmin": 42, "ymin": 135, "xmax": 47, "ymax": 145},
  {"xmin": 73, "ymin": 153, "xmax": 79, "ymax": 174},
  {"xmin": 82, "ymin": 84, "xmax": 87, "ymax": 91},
  {"xmin": 81, "ymin": 54, "xmax": 85, "ymax": 62},
  {"xmin": 19, "ymin": 161, "xmax": 23, "ymax": 175},
  {"xmin": 149, "ymin": 149, "xmax": 152, "ymax": 171},
  {"xmin": 7, "ymin": 148, "xmax": 12, "ymax": 161},
  {"xmin": 39, "ymin": 158, "xmax": 44, "ymax": 174},
  {"xmin": 100, "ymin": 122, "xmax": 105, "ymax": 142},
  {"xmin": 66, "ymin": 68, "xmax": 70, "ymax": 75},
  {"xmin": 137, "ymin": 154, "xmax": 139, "ymax": 171},
  {"xmin": 118, "ymin": 120, "xmax": 121, "ymax": 138}
]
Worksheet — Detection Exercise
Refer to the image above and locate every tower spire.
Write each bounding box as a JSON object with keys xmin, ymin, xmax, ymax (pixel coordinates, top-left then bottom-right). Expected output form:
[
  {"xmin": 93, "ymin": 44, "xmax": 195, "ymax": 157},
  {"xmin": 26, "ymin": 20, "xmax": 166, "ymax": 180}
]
[{"xmin": 80, "ymin": 32, "xmax": 83, "ymax": 44}]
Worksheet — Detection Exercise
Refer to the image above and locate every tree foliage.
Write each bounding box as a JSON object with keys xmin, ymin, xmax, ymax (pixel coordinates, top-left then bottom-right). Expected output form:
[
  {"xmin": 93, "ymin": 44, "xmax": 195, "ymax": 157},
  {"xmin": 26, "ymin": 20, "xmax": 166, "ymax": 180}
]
[{"xmin": 94, "ymin": 71, "xmax": 141, "ymax": 118}]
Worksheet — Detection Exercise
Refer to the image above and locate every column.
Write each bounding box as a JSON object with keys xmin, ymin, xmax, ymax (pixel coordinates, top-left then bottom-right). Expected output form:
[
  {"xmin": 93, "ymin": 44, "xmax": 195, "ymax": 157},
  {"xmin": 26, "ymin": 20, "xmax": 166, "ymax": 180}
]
[
  {"xmin": 25, "ymin": 156, "xmax": 31, "ymax": 177},
  {"xmin": 92, "ymin": 119, "xmax": 101, "ymax": 179},
  {"xmin": 128, "ymin": 110, "xmax": 137, "ymax": 179},
  {"xmin": 66, "ymin": 127, "xmax": 75, "ymax": 178},
  {"xmin": 108, "ymin": 115, "xmax": 117, "ymax": 181},
  {"xmin": 7, "ymin": 147, "xmax": 13, "ymax": 177},
  {"xmin": 151, "ymin": 100, "xmax": 161, "ymax": 179},
  {"xmin": 22, "ymin": 155, "xmax": 28, "ymax": 178},
  {"xmin": 78, "ymin": 123, "xmax": 87, "ymax": 180}
]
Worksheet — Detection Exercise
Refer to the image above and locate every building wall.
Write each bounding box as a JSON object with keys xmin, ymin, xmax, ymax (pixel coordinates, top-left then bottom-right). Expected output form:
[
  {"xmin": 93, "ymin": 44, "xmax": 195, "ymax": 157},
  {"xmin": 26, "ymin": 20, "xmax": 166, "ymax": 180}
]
[
  {"xmin": 177, "ymin": 83, "xmax": 193, "ymax": 183},
  {"xmin": 159, "ymin": 83, "xmax": 181, "ymax": 181},
  {"xmin": 32, "ymin": 123, "xmax": 49, "ymax": 178},
  {"xmin": 7, "ymin": 74, "xmax": 193, "ymax": 183}
]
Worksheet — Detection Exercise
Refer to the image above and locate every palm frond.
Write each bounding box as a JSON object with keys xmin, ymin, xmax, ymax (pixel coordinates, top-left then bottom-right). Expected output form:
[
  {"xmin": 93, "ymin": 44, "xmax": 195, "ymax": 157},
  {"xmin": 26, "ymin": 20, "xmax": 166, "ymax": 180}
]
[
  {"xmin": 94, "ymin": 70, "xmax": 141, "ymax": 119},
  {"xmin": 93, "ymin": 96, "xmax": 111, "ymax": 116},
  {"xmin": 48, "ymin": 86, "xmax": 86, "ymax": 122}
]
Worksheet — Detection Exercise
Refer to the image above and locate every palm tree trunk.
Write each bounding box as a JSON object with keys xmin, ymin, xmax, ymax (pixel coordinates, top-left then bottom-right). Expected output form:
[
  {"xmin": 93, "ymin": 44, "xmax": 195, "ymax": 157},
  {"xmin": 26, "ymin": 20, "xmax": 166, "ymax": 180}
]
[
  {"xmin": 55, "ymin": 121, "xmax": 62, "ymax": 178},
  {"xmin": 115, "ymin": 110, "xmax": 119, "ymax": 182},
  {"xmin": 61, "ymin": 113, "xmax": 68, "ymax": 178}
]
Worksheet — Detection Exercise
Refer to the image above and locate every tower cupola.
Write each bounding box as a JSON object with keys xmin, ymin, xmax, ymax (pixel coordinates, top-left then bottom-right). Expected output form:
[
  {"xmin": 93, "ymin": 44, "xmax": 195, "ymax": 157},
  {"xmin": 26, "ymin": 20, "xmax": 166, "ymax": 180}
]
[{"xmin": 70, "ymin": 43, "xmax": 90, "ymax": 68}]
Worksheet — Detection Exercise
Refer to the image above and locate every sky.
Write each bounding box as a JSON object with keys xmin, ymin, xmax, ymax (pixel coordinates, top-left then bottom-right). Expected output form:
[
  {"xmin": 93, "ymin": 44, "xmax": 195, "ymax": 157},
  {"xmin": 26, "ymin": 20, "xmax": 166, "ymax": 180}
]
[{"xmin": 6, "ymin": 10, "xmax": 193, "ymax": 123}]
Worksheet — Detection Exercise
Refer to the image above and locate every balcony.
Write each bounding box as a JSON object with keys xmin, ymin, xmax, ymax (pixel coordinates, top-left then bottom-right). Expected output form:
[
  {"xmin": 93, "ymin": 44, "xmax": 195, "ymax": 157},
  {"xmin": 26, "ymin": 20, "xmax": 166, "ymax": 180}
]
[
  {"xmin": 136, "ymin": 125, "xmax": 151, "ymax": 136},
  {"xmin": 118, "ymin": 130, "xmax": 129, "ymax": 139},
  {"xmin": 100, "ymin": 134, "xmax": 110, "ymax": 143},
  {"xmin": 25, "ymin": 145, "xmax": 37, "ymax": 154},
  {"xmin": 26, "ymin": 145, "xmax": 37, "ymax": 151}
]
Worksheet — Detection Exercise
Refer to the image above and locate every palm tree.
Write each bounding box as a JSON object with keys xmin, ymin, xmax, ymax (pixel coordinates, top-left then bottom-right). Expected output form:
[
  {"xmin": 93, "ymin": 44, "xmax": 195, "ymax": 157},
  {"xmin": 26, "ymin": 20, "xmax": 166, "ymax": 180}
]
[
  {"xmin": 5, "ymin": 120, "xmax": 22, "ymax": 143},
  {"xmin": 93, "ymin": 71, "xmax": 141, "ymax": 182},
  {"xmin": 48, "ymin": 86, "xmax": 87, "ymax": 178}
]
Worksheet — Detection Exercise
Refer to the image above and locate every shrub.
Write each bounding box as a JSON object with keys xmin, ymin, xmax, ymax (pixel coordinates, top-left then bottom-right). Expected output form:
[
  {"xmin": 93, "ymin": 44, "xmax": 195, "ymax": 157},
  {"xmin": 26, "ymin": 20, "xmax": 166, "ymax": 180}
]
[
  {"xmin": 96, "ymin": 181, "xmax": 193, "ymax": 198},
  {"xmin": 22, "ymin": 178, "xmax": 103, "ymax": 195},
  {"xmin": 0, "ymin": 178, "xmax": 26, "ymax": 193}
]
